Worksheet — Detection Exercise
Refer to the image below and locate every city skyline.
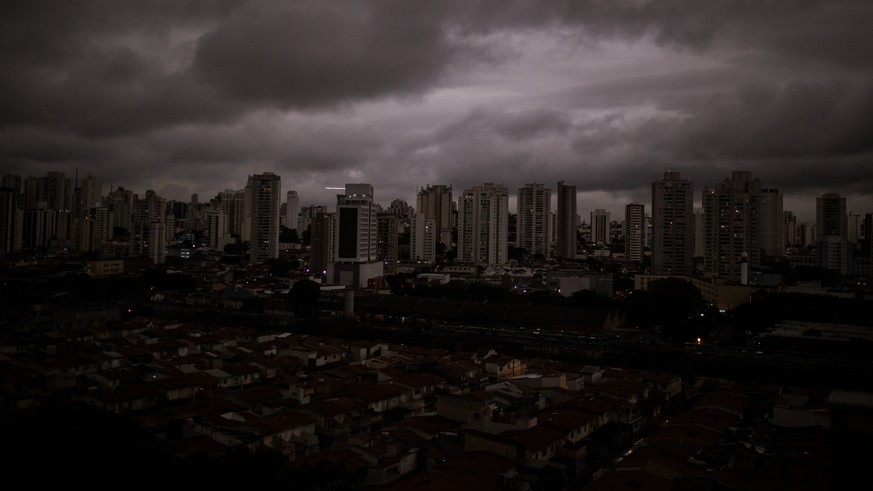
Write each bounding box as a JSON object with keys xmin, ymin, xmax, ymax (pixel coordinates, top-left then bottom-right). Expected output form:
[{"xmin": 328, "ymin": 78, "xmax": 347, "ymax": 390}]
[{"xmin": 2, "ymin": 1, "xmax": 873, "ymax": 222}]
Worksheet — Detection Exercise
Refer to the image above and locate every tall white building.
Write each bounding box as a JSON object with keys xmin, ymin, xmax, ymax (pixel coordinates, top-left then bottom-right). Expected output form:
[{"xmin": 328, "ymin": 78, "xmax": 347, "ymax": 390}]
[
  {"xmin": 457, "ymin": 182, "xmax": 509, "ymax": 266},
  {"xmin": 516, "ymin": 183, "xmax": 551, "ymax": 257},
  {"xmin": 244, "ymin": 173, "xmax": 281, "ymax": 264},
  {"xmin": 329, "ymin": 183, "xmax": 383, "ymax": 287}
]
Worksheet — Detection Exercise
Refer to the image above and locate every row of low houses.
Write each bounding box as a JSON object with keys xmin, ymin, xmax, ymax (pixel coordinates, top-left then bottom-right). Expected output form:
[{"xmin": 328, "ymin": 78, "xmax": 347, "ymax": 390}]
[{"xmin": 0, "ymin": 314, "xmax": 839, "ymax": 489}]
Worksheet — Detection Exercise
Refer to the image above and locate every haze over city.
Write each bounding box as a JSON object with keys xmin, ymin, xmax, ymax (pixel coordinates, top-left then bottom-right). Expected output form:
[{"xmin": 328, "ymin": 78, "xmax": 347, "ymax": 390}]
[{"xmin": 3, "ymin": 1, "xmax": 873, "ymax": 221}]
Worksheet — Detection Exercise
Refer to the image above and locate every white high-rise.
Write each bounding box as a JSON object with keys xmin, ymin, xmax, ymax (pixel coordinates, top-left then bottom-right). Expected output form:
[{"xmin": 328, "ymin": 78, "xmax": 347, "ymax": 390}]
[{"xmin": 329, "ymin": 183, "xmax": 383, "ymax": 287}]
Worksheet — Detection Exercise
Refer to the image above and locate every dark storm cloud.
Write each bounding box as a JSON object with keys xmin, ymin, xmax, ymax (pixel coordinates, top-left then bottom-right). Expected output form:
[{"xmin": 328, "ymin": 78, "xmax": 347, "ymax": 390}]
[
  {"xmin": 1, "ymin": 0, "xmax": 873, "ymax": 220},
  {"xmin": 190, "ymin": 1, "xmax": 459, "ymax": 109}
]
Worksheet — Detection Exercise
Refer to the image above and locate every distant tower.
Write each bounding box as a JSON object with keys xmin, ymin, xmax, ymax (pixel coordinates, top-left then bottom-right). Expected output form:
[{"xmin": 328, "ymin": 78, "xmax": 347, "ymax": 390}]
[
  {"xmin": 457, "ymin": 182, "xmax": 509, "ymax": 266},
  {"xmin": 244, "ymin": 173, "xmax": 281, "ymax": 263},
  {"xmin": 284, "ymin": 190, "xmax": 299, "ymax": 230},
  {"xmin": 759, "ymin": 188, "xmax": 784, "ymax": 259},
  {"xmin": 310, "ymin": 211, "xmax": 335, "ymax": 276},
  {"xmin": 0, "ymin": 187, "xmax": 21, "ymax": 256},
  {"xmin": 816, "ymin": 193, "xmax": 847, "ymax": 242},
  {"xmin": 377, "ymin": 213, "xmax": 399, "ymax": 276},
  {"xmin": 702, "ymin": 171, "xmax": 762, "ymax": 282},
  {"xmin": 784, "ymin": 211, "xmax": 798, "ymax": 248},
  {"xmin": 590, "ymin": 209, "xmax": 610, "ymax": 246},
  {"xmin": 412, "ymin": 184, "xmax": 453, "ymax": 263},
  {"xmin": 652, "ymin": 171, "xmax": 694, "ymax": 276},
  {"xmin": 555, "ymin": 181, "xmax": 577, "ymax": 259},
  {"xmin": 328, "ymin": 184, "xmax": 383, "ymax": 287},
  {"xmin": 624, "ymin": 203, "xmax": 645, "ymax": 264},
  {"xmin": 516, "ymin": 183, "xmax": 552, "ymax": 257}
]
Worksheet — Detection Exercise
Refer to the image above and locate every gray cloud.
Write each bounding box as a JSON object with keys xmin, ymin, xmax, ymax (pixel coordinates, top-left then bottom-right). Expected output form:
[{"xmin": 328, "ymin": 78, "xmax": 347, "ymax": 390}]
[{"xmin": 2, "ymin": 0, "xmax": 873, "ymax": 222}]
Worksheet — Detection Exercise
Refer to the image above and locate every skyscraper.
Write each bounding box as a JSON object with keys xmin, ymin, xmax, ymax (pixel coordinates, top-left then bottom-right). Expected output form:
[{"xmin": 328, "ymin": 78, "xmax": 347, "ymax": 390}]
[
  {"xmin": 244, "ymin": 173, "xmax": 281, "ymax": 264},
  {"xmin": 652, "ymin": 171, "xmax": 694, "ymax": 276},
  {"xmin": 412, "ymin": 185, "xmax": 453, "ymax": 263},
  {"xmin": 816, "ymin": 193, "xmax": 847, "ymax": 241},
  {"xmin": 624, "ymin": 202, "xmax": 645, "ymax": 264},
  {"xmin": 284, "ymin": 190, "xmax": 299, "ymax": 230},
  {"xmin": 457, "ymin": 182, "xmax": 509, "ymax": 266},
  {"xmin": 590, "ymin": 209, "xmax": 610, "ymax": 246},
  {"xmin": 702, "ymin": 171, "xmax": 761, "ymax": 282},
  {"xmin": 759, "ymin": 188, "xmax": 784, "ymax": 259},
  {"xmin": 555, "ymin": 181, "xmax": 577, "ymax": 259},
  {"xmin": 784, "ymin": 211, "xmax": 799, "ymax": 248},
  {"xmin": 310, "ymin": 211, "xmax": 335, "ymax": 276},
  {"xmin": 0, "ymin": 187, "xmax": 20, "ymax": 256},
  {"xmin": 516, "ymin": 183, "xmax": 551, "ymax": 257},
  {"xmin": 329, "ymin": 183, "xmax": 383, "ymax": 287},
  {"xmin": 377, "ymin": 213, "xmax": 399, "ymax": 276}
]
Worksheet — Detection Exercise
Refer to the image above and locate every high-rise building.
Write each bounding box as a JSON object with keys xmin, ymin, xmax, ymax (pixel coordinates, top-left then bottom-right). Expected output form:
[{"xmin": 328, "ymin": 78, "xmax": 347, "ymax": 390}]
[
  {"xmin": 693, "ymin": 208, "xmax": 705, "ymax": 259},
  {"xmin": 816, "ymin": 193, "xmax": 847, "ymax": 241},
  {"xmin": 702, "ymin": 171, "xmax": 763, "ymax": 282},
  {"xmin": 205, "ymin": 211, "xmax": 229, "ymax": 250},
  {"xmin": 377, "ymin": 213, "xmax": 399, "ymax": 276},
  {"xmin": 0, "ymin": 187, "xmax": 21, "ymax": 256},
  {"xmin": 624, "ymin": 203, "xmax": 645, "ymax": 264},
  {"xmin": 555, "ymin": 181, "xmax": 577, "ymax": 259},
  {"xmin": 759, "ymin": 188, "xmax": 784, "ymax": 259},
  {"xmin": 411, "ymin": 212, "xmax": 436, "ymax": 263},
  {"xmin": 652, "ymin": 171, "xmax": 694, "ymax": 275},
  {"xmin": 284, "ymin": 190, "xmax": 299, "ymax": 230},
  {"xmin": 590, "ymin": 209, "xmax": 610, "ymax": 246},
  {"xmin": 457, "ymin": 182, "xmax": 509, "ymax": 266},
  {"xmin": 848, "ymin": 212, "xmax": 862, "ymax": 249},
  {"xmin": 244, "ymin": 173, "xmax": 281, "ymax": 264},
  {"xmin": 516, "ymin": 183, "xmax": 551, "ymax": 257},
  {"xmin": 328, "ymin": 184, "xmax": 383, "ymax": 287},
  {"xmin": 310, "ymin": 211, "xmax": 335, "ymax": 276},
  {"xmin": 863, "ymin": 214, "xmax": 873, "ymax": 259},
  {"xmin": 415, "ymin": 185, "xmax": 454, "ymax": 252},
  {"xmin": 784, "ymin": 211, "xmax": 799, "ymax": 248}
]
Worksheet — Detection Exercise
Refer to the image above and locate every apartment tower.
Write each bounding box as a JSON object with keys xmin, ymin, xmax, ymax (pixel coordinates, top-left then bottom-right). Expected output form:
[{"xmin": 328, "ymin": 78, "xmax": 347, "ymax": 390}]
[
  {"xmin": 555, "ymin": 181, "xmax": 577, "ymax": 259},
  {"xmin": 516, "ymin": 183, "xmax": 551, "ymax": 257},
  {"xmin": 652, "ymin": 171, "xmax": 694, "ymax": 276}
]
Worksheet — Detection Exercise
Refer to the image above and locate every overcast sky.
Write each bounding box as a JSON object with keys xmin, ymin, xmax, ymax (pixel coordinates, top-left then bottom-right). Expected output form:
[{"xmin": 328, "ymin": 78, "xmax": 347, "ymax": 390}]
[{"xmin": 3, "ymin": 0, "xmax": 873, "ymax": 222}]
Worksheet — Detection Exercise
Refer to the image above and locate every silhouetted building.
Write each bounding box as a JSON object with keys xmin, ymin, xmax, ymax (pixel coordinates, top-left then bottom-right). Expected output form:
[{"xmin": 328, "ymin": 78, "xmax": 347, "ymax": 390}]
[
  {"xmin": 555, "ymin": 181, "xmax": 577, "ymax": 259},
  {"xmin": 652, "ymin": 171, "xmax": 694, "ymax": 275},
  {"xmin": 244, "ymin": 173, "xmax": 281, "ymax": 263},
  {"xmin": 625, "ymin": 203, "xmax": 645, "ymax": 264},
  {"xmin": 517, "ymin": 183, "xmax": 551, "ymax": 257}
]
